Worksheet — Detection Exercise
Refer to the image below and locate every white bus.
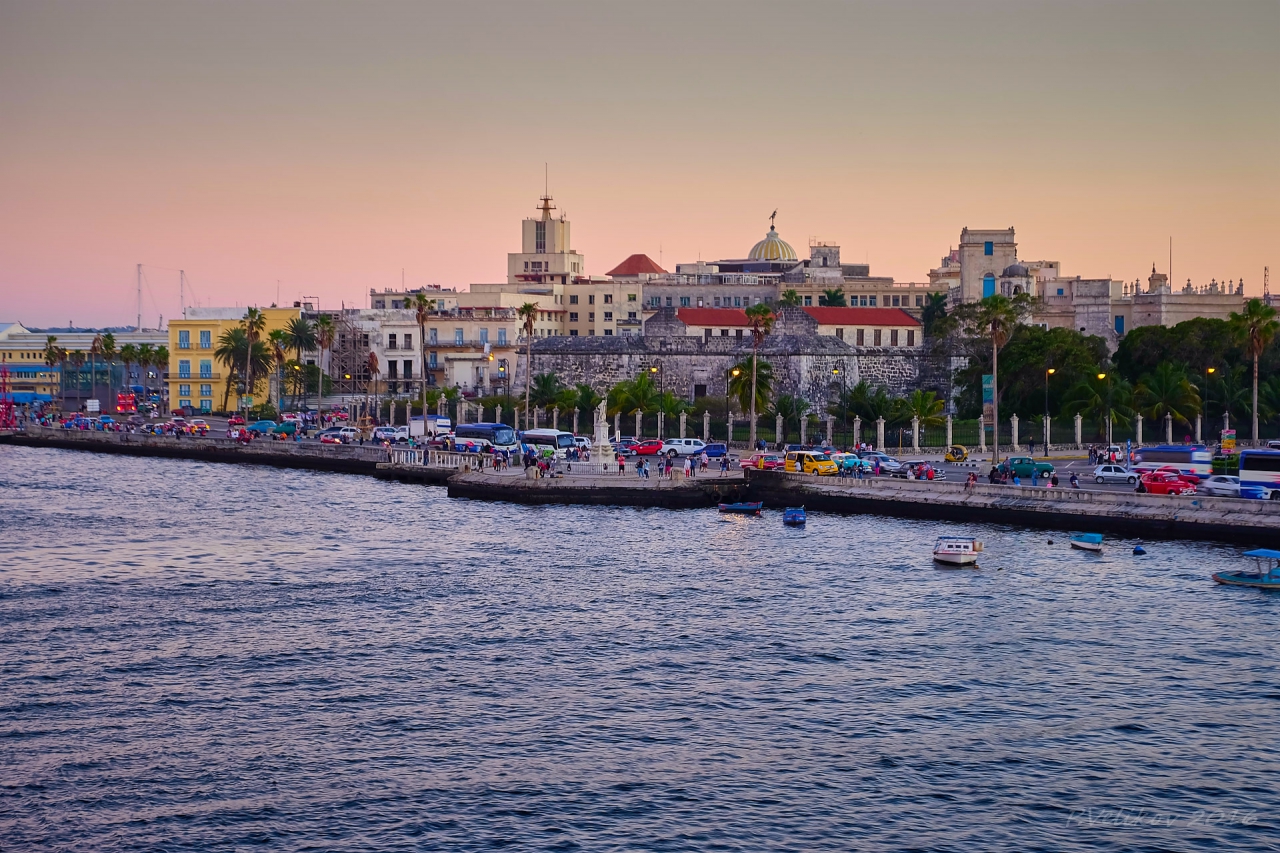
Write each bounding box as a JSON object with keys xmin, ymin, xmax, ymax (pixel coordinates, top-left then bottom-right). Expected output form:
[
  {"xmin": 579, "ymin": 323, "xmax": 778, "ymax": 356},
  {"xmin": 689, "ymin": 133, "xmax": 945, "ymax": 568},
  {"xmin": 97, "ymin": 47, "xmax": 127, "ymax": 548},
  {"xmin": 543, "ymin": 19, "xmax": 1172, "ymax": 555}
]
[
  {"xmin": 520, "ymin": 429, "xmax": 576, "ymax": 459},
  {"xmin": 1238, "ymin": 450, "xmax": 1280, "ymax": 500}
]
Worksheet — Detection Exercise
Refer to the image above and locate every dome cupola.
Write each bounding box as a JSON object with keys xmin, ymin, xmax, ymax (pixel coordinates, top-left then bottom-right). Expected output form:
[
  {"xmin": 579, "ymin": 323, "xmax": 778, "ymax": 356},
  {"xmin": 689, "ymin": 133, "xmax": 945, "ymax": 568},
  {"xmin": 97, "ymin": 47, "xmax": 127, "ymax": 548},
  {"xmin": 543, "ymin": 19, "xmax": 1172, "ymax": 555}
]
[{"xmin": 748, "ymin": 226, "xmax": 797, "ymax": 262}]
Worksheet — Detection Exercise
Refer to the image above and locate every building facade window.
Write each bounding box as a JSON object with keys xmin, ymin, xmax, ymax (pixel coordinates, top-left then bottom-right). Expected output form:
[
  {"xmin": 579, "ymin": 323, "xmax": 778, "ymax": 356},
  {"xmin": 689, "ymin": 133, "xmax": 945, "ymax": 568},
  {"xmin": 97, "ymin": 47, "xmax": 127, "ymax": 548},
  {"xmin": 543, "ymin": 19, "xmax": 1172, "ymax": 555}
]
[
  {"xmin": 907, "ymin": 330, "xmax": 916, "ymax": 346},
  {"xmin": 588, "ymin": 313, "xmax": 595, "ymax": 322},
  {"xmin": 650, "ymin": 296, "xmax": 661, "ymax": 307},
  {"xmin": 627, "ymin": 293, "xmax": 637, "ymax": 302},
  {"xmin": 178, "ymin": 360, "xmax": 191, "ymax": 379},
  {"xmin": 603, "ymin": 312, "xmax": 613, "ymax": 321},
  {"xmin": 199, "ymin": 384, "xmax": 212, "ymax": 397},
  {"xmin": 388, "ymin": 361, "xmax": 398, "ymax": 379},
  {"xmin": 713, "ymin": 297, "xmax": 721, "ymax": 306},
  {"xmin": 984, "ymin": 241, "xmax": 994, "ymax": 256},
  {"xmin": 403, "ymin": 334, "xmax": 411, "ymax": 350},
  {"xmin": 569, "ymin": 312, "xmax": 578, "ymax": 322},
  {"xmin": 569, "ymin": 294, "xmax": 578, "ymax": 304},
  {"xmin": 665, "ymin": 297, "xmax": 673, "ymax": 307},
  {"xmin": 199, "ymin": 360, "xmax": 212, "ymax": 379},
  {"xmin": 199, "ymin": 399, "xmax": 212, "ymax": 412},
  {"xmin": 178, "ymin": 330, "xmax": 190, "ymax": 349},
  {"xmin": 604, "ymin": 329, "xmax": 613, "ymax": 336},
  {"xmin": 429, "ymin": 328, "xmax": 438, "ymax": 344},
  {"xmin": 199, "ymin": 330, "xmax": 211, "ymax": 348},
  {"xmin": 983, "ymin": 273, "xmax": 996, "ymax": 298},
  {"xmin": 569, "ymin": 330, "xmax": 579, "ymax": 336},
  {"xmin": 388, "ymin": 333, "xmax": 397, "ymax": 349},
  {"xmin": 869, "ymin": 296, "xmax": 877, "ymax": 306},
  {"xmin": 856, "ymin": 328, "xmax": 865, "ymax": 346},
  {"xmin": 891, "ymin": 329, "xmax": 899, "ymax": 346},
  {"xmin": 479, "ymin": 328, "xmax": 489, "ymax": 344},
  {"xmin": 603, "ymin": 294, "xmax": 613, "ymax": 304},
  {"xmin": 1115, "ymin": 315, "xmax": 1125, "ymax": 335},
  {"xmin": 179, "ymin": 399, "xmax": 191, "ymax": 409},
  {"xmin": 498, "ymin": 329, "xmax": 507, "ymax": 345},
  {"xmin": 454, "ymin": 329, "xmax": 464, "ymax": 345},
  {"xmin": 179, "ymin": 384, "xmax": 191, "ymax": 397},
  {"xmin": 535, "ymin": 221, "xmax": 546, "ymax": 253},
  {"xmin": 429, "ymin": 352, "xmax": 438, "ymax": 368},
  {"xmin": 915, "ymin": 295, "xmax": 924, "ymax": 307},
  {"xmin": 403, "ymin": 360, "xmax": 412, "ymax": 379},
  {"xmin": 873, "ymin": 329, "xmax": 882, "ymax": 346},
  {"xmin": 679, "ymin": 297, "xmax": 690, "ymax": 307},
  {"xmin": 836, "ymin": 327, "xmax": 844, "ymax": 340},
  {"xmin": 588, "ymin": 295, "xmax": 595, "ymax": 305}
]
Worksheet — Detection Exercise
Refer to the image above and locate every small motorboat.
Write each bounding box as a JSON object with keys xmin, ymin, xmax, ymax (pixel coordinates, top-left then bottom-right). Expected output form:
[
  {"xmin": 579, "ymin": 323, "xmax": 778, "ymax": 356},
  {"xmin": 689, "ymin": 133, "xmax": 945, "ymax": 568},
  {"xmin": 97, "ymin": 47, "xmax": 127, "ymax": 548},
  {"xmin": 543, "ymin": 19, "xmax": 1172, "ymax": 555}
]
[
  {"xmin": 718, "ymin": 501, "xmax": 763, "ymax": 515},
  {"xmin": 1070, "ymin": 533, "xmax": 1104, "ymax": 552},
  {"xmin": 1212, "ymin": 549, "xmax": 1280, "ymax": 590},
  {"xmin": 783, "ymin": 506, "xmax": 807, "ymax": 525},
  {"xmin": 933, "ymin": 536, "xmax": 982, "ymax": 567}
]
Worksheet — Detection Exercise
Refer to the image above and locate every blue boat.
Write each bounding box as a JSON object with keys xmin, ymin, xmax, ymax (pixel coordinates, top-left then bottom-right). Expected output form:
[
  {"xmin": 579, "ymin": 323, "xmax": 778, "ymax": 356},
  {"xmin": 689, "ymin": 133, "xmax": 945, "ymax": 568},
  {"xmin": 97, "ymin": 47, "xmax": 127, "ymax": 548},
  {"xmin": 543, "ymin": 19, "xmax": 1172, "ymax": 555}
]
[
  {"xmin": 1070, "ymin": 533, "xmax": 1104, "ymax": 552},
  {"xmin": 1212, "ymin": 549, "xmax": 1280, "ymax": 590},
  {"xmin": 718, "ymin": 501, "xmax": 763, "ymax": 515},
  {"xmin": 783, "ymin": 506, "xmax": 807, "ymax": 525}
]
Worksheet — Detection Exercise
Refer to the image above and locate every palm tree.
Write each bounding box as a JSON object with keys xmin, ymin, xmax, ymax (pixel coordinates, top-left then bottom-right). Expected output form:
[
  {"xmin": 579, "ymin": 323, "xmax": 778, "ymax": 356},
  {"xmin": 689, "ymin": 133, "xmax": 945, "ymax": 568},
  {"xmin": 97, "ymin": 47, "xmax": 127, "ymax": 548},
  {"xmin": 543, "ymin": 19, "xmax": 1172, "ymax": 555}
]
[
  {"xmin": 119, "ymin": 343, "xmax": 137, "ymax": 392},
  {"xmin": 314, "ymin": 314, "xmax": 335, "ymax": 414},
  {"xmin": 574, "ymin": 383, "xmax": 603, "ymax": 430},
  {"xmin": 214, "ymin": 328, "xmax": 268, "ymax": 412},
  {"xmin": 530, "ymin": 372, "xmax": 563, "ymax": 423},
  {"xmin": 517, "ymin": 302, "xmax": 539, "ymax": 428},
  {"xmin": 240, "ymin": 307, "xmax": 267, "ymax": 415},
  {"xmin": 819, "ymin": 288, "xmax": 847, "ymax": 307},
  {"xmin": 268, "ymin": 329, "xmax": 288, "ymax": 410},
  {"xmin": 899, "ymin": 389, "xmax": 946, "ymax": 428},
  {"xmin": 100, "ymin": 332, "xmax": 117, "ymax": 405},
  {"xmin": 68, "ymin": 350, "xmax": 85, "ymax": 408},
  {"xmin": 412, "ymin": 293, "xmax": 432, "ymax": 411},
  {"xmin": 552, "ymin": 387, "xmax": 579, "ymax": 427},
  {"xmin": 1136, "ymin": 362, "xmax": 1201, "ymax": 430},
  {"xmin": 283, "ymin": 317, "xmax": 316, "ymax": 409},
  {"xmin": 778, "ymin": 289, "xmax": 802, "ymax": 308},
  {"xmin": 727, "ymin": 356, "xmax": 774, "ymax": 416},
  {"xmin": 771, "ymin": 393, "xmax": 810, "ymax": 441},
  {"xmin": 955, "ymin": 294, "xmax": 1031, "ymax": 462},
  {"xmin": 154, "ymin": 346, "xmax": 169, "ymax": 391},
  {"xmin": 1061, "ymin": 373, "xmax": 1136, "ymax": 438},
  {"xmin": 89, "ymin": 334, "xmax": 103, "ymax": 407},
  {"xmin": 922, "ymin": 293, "xmax": 949, "ymax": 338},
  {"xmin": 744, "ymin": 302, "xmax": 776, "ymax": 447},
  {"xmin": 1229, "ymin": 298, "xmax": 1280, "ymax": 446},
  {"xmin": 608, "ymin": 372, "xmax": 662, "ymax": 423},
  {"xmin": 44, "ymin": 335, "xmax": 67, "ymax": 410}
]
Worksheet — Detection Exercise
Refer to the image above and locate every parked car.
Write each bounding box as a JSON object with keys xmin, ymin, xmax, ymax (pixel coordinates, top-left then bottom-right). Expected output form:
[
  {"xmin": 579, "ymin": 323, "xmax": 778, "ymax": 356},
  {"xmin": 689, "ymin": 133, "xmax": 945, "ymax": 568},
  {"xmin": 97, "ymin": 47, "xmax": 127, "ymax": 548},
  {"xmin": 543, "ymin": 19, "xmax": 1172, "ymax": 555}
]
[
  {"xmin": 188, "ymin": 418, "xmax": 210, "ymax": 435},
  {"xmin": 573, "ymin": 435, "xmax": 592, "ymax": 450},
  {"xmin": 336, "ymin": 427, "xmax": 361, "ymax": 443},
  {"xmin": 315, "ymin": 426, "xmax": 344, "ymax": 440},
  {"xmin": 1092, "ymin": 464, "xmax": 1137, "ymax": 485},
  {"xmin": 829, "ymin": 452, "xmax": 872, "ymax": 473},
  {"xmin": 1154, "ymin": 465, "xmax": 1201, "ymax": 485},
  {"xmin": 702, "ymin": 442, "xmax": 729, "ymax": 458},
  {"xmin": 857, "ymin": 451, "xmax": 902, "ymax": 473},
  {"xmin": 246, "ymin": 419, "xmax": 277, "ymax": 436},
  {"xmin": 633, "ymin": 439, "xmax": 665, "ymax": 456},
  {"xmin": 227, "ymin": 414, "xmax": 246, "ymax": 427},
  {"xmin": 785, "ymin": 450, "xmax": 838, "ymax": 476},
  {"xmin": 999, "ymin": 456, "xmax": 1055, "ymax": 479},
  {"xmin": 892, "ymin": 461, "xmax": 946, "ymax": 480},
  {"xmin": 740, "ymin": 452, "xmax": 784, "ymax": 470},
  {"xmin": 661, "ymin": 438, "xmax": 707, "ymax": 458},
  {"xmin": 1198, "ymin": 475, "xmax": 1241, "ymax": 498},
  {"xmin": 1137, "ymin": 471, "xmax": 1196, "ymax": 495},
  {"xmin": 271, "ymin": 421, "xmax": 299, "ymax": 437},
  {"xmin": 372, "ymin": 426, "xmax": 399, "ymax": 442},
  {"xmin": 613, "ymin": 438, "xmax": 639, "ymax": 456}
]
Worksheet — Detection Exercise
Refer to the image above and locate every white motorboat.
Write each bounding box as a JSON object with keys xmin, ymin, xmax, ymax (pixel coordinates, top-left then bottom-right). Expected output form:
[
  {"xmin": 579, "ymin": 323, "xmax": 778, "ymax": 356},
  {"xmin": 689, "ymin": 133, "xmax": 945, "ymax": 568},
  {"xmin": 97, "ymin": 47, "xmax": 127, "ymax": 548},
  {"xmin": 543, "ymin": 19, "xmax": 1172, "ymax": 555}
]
[
  {"xmin": 1070, "ymin": 533, "xmax": 1104, "ymax": 552},
  {"xmin": 933, "ymin": 536, "xmax": 983, "ymax": 566}
]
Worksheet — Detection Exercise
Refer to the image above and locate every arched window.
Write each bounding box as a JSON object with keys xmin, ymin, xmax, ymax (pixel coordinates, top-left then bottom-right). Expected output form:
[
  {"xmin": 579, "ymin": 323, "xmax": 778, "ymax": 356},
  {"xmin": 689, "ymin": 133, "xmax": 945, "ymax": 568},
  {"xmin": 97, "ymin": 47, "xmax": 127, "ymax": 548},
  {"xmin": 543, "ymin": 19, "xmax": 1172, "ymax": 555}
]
[{"xmin": 983, "ymin": 273, "xmax": 996, "ymax": 298}]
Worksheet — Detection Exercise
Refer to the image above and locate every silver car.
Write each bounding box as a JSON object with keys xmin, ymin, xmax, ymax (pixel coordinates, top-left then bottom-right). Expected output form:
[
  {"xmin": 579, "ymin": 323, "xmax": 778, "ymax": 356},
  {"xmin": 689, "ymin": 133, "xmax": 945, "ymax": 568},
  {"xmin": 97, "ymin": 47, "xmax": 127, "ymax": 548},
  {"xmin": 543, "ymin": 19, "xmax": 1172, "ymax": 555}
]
[
  {"xmin": 1199, "ymin": 475, "xmax": 1240, "ymax": 498},
  {"xmin": 1093, "ymin": 464, "xmax": 1137, "ymax": 485}
]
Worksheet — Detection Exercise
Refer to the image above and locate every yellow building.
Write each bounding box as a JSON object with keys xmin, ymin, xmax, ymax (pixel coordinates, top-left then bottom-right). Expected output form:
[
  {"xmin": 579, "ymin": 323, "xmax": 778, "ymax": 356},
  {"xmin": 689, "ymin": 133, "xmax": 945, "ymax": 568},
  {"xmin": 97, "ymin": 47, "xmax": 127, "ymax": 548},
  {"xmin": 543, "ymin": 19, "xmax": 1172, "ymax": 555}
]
[{"xmin": 167, "ymin": 307, "xmax": 300, "ymax": 413}]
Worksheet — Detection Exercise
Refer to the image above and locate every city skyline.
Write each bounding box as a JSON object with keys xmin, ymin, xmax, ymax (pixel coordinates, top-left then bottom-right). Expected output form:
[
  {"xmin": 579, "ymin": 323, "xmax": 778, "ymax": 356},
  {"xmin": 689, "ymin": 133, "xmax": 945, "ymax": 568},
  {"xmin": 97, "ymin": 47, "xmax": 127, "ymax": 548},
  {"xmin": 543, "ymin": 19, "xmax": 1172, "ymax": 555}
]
[{"xmin": 2, "ymin": 0, "xmax": 1277, "ymax": 327}]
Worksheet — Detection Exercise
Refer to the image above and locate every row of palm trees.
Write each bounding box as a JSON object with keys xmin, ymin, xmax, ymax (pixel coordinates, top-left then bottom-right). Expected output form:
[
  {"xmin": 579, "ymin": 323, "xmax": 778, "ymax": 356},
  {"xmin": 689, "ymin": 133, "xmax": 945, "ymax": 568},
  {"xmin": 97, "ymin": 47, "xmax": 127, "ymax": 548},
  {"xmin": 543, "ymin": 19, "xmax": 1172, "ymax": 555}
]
[
  {"xmin": 42, "ymin": 332, "xmax": 171, "ymax": 411},
  {"xmin": 212, "ymin": 313, "xmax": 331, "ymax": 413}
]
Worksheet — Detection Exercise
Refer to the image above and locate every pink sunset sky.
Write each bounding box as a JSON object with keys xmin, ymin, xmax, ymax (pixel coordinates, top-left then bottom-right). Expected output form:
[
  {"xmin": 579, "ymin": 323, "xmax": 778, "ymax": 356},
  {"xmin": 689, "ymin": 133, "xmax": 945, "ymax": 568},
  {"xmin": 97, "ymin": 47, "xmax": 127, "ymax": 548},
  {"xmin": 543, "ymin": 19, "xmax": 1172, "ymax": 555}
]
[{"xmin": 1, "ymin": 0, "xmax": 1276, "ymax": 328}]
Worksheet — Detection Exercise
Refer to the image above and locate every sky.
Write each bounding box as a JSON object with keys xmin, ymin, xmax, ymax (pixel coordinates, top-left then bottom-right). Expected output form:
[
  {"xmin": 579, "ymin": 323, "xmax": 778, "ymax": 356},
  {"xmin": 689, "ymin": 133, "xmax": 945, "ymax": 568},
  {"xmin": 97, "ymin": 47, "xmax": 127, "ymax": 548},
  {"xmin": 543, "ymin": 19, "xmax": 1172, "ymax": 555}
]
[{"xmin": 1, "ymin": 0, "xmax": 1277, "ymax": 328}]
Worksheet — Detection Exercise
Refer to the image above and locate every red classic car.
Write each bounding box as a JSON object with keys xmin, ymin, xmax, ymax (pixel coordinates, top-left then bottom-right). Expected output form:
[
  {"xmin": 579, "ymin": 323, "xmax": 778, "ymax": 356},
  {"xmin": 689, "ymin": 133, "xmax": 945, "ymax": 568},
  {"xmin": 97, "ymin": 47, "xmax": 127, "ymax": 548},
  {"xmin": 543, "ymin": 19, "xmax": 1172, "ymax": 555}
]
[
  {"xmin": 1138, "ymin": 471, "xmax": 1196, "ymax": 496},
  {"xmin": 632, "ymin": 439, "xmax": 666, "ymax": 456},
  {"xmin": 740, "ymin": 452, "xmax": 783, "ymax": 470}
]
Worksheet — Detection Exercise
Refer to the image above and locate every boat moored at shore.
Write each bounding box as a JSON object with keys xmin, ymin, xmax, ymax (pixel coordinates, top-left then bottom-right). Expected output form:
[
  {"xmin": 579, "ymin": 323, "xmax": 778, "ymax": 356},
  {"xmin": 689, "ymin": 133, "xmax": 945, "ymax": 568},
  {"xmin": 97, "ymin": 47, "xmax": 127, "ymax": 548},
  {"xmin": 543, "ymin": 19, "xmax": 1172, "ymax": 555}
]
[
  {"xmin": 933, "ymin": 536, "xmax": 982, "ymax": 566},
  {"xmin": 1212, "ymin": 549, "xmax": 1280, "ymax": 590}
]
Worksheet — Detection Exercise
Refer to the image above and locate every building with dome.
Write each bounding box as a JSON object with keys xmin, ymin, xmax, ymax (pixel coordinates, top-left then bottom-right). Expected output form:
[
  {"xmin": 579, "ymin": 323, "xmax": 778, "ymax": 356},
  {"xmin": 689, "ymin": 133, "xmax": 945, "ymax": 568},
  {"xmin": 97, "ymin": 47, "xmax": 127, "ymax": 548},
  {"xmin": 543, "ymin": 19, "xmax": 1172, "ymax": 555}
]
[{"xmin": 748, "ymin": 226, "xmax": 799, "ymax": 263}]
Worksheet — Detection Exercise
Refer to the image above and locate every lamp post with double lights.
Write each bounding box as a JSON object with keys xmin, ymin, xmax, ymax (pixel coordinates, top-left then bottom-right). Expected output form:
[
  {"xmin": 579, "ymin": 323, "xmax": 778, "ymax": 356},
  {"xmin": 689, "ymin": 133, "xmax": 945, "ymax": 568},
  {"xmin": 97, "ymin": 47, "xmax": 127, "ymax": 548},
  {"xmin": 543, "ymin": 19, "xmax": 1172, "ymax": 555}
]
[
  {"xmin": 498, "ymin": 359, "xmax": 510, "ymax": 424},
  {"xmin": 650, "ymin": 363, "xmax": 663, "ymax": 438},
  {"xmin": 1098, "ymin": 372, "xmax": 1111, "ymax": 446},
  {"xmin": 726, "ymin": 366, "xmax": 740, "ymax": 444},
  {"xmin": 833, "ymin": 366, "xmax": 845, "ymax": 448},
  {"xmin": 1204, "ymin": 366, "xmax": 1216, "ymax": 431}
]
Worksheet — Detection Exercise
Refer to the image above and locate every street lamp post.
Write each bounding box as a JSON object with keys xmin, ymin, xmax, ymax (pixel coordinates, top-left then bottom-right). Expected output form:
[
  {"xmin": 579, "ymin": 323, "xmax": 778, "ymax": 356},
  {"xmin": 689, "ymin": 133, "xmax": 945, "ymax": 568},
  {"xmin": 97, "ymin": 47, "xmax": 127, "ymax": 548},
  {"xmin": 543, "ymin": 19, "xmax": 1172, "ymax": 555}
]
[
  {"xmin": 1098, "ymin": 372, "xmax": 1111, "ymax": 446},
  {"xmin": 833, "ymin": 366, "xmax": 845, "ymax": 449},
  {"xmin": 1044, "ymin": 367, "xmax": 1056, "ymax": 451},
  {"xmin": 1204, "ymin": 366, "xmax": 1216, "ymax": 429},
  {"xmin": 650, "ymin": 364, "xmax": 662, "ymax": 438},
  {"xmin": 726, "ymin": 366, "xmax": 740, "ymax": 444},
  {"xmin": 498, "ymin": 359, "xmax": 510, "ymax": 424}
]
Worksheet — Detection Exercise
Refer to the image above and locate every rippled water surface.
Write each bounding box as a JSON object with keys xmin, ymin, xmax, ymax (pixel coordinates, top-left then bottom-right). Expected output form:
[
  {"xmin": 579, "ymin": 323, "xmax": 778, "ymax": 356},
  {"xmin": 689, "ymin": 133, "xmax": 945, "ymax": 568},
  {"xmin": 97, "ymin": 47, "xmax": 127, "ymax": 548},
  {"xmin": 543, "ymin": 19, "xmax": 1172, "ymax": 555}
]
[{"xmin": 1, "ymin": 446, "xmax": 1278, "ymax": 851}]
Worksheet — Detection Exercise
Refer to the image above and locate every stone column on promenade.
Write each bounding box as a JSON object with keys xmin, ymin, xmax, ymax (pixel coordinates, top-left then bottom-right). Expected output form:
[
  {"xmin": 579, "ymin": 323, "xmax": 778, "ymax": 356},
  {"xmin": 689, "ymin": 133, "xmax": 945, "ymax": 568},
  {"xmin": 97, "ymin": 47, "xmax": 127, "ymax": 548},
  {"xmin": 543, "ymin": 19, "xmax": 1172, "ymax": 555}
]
[
  {"xmin": 1165, "ymin": 412, "xmax": 1173, "ymax": 445},
  {"xmin": 978, "ymin": 415, "xmax": 986, "ymax": 453},
  {"xmin": 703, "ymin": 410, "xmax": 710, "ymax": 442},
  {"xmin": 775, "ymin": 413, "xmax": 783, "ymax": 446},
  {"xmin": 1223, "ymin": 412, "xmax": 1230, "ymax": 433},
  {"xmin": 826, "ymin": 415, "xmax": 834, "ymax": 446},
  {"xmin": 437, "ymin": 396, "xmax": 445, "ymax": 417},
  {"xmin": 614, "ymin": 412, "xmax": 621, "ymax": 442},
  {"xmin": 1010, "ymin": 414, "xmax": 1019, "ymax": 453},
  {"xmin": 1135, "ymin": 414, "xmax": 1143, "ymax": 446},
  {"xmin": 551, "ymin": 409, "xmax": 558, "ymax": 431},
  {"xmin": 1195, "ymin": 414, "xmax": 1202, "ymax": 444},
  {"xmin": 573, "ymin": 410, "xmax": 579, "ymax": 436},
  {"xmin": 945, "ymin": 414, "xmax": 953, "ymax": 450},
  {"xmin": 911, "ymin": 416, "xmax": 920, "ymax": 452},
  {"xmin": 853, "ymin": 416, "xmax": 862, "ymax": 448},
  {"xmin": 799, "ymin": 417, "xmax": 807, "ymax": 447},
  {"xmin": 657, "ymin": 411, "xmax": 665, "ymax": 439},
  {"xmin": 1074, "ymin": 413, "xmax": 1083, "ymax": 448},
  {"xmin": 635, "ymin": 410, "xmax": 642, "ymax": 439},
  {"xmin": 495, "ymin": 404, "xmax": 503, "ymax": 426},
  {"xmin": 534, "ymin": 408, "xmax": 542, "ymax": 429},
  {"xmin": 876, "ymin": 417, "xmax": 885, "ymax": 451},
  {"xmin": 679, "ymin": 411, "xmax": 687, "ymax": 439}
]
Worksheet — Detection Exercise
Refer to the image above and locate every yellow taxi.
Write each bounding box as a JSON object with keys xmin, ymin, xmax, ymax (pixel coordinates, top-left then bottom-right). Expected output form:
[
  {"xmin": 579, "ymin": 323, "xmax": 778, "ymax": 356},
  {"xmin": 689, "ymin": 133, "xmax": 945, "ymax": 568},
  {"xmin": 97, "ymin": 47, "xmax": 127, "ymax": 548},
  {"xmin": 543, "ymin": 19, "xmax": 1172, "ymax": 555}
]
[{"xmin": 785, "ymin": 450, "xmax": 838, "ymax": 476}]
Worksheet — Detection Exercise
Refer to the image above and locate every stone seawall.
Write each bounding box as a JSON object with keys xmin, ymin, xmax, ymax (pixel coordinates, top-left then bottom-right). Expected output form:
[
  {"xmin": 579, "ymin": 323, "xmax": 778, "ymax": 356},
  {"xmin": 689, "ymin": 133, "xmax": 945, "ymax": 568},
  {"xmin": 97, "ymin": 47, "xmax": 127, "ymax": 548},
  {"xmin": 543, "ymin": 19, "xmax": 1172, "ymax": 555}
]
[
  {"xmin": 746, "ymin": 469, "xmax": 1279, "ymax": 544},
  {"xmin": 447, "ymin": 471, "xmax": 751, "ymax": 509},
  {"xmin": 6, "ymin": 426, "xmax": 389, "ymax": 475}
]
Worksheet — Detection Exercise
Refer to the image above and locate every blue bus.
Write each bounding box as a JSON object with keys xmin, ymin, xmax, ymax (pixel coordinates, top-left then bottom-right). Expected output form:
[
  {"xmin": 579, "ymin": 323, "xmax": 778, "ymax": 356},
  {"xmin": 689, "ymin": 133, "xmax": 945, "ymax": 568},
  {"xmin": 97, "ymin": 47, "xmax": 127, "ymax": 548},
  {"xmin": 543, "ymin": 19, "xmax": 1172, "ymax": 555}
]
[
  {"xmin": 1132, "ymin": 445, "xmax": 1212, "ymax": 481},
  {"xmin": 453, "ymin": 422, "xmax": 519, "ymax": 453},
  {"xmin": 1238, "ymin": 450, "xmax": 1280, "ymax": 500}
]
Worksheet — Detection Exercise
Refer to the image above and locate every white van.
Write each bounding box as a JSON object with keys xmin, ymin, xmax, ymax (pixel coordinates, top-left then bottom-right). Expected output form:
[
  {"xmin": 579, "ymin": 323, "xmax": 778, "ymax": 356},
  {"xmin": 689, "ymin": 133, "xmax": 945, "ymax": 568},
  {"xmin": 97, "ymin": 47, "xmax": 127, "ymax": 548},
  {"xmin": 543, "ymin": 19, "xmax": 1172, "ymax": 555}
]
[
  {"xmin": 521, "ymin": 429, "xmax": 576, "ymax": 459},
  {"xmin": 661, "ymin": 438, "xmax": 707, "ymax": 458}
]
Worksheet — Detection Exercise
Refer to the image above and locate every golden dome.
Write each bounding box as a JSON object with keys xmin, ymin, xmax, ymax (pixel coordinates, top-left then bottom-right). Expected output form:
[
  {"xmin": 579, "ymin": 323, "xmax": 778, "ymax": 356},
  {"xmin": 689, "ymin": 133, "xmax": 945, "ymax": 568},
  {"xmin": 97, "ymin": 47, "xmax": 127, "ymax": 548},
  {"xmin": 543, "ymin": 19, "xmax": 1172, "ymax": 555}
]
[{"xmin": 748, "ymin": 227, "xmax": 798, "ymax": 262}]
